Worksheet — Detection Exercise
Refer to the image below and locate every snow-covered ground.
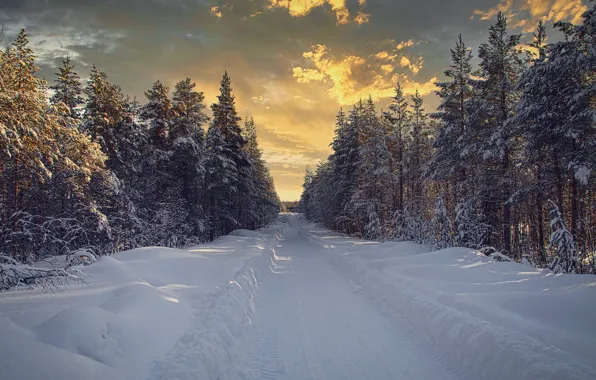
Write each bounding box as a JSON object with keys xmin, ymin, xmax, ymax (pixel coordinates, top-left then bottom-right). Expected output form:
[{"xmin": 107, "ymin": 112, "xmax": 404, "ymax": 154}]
[
  {"xmin": 1, "ymin": 213, "xmax": 595, "ymax": 380},
  {"xmin": 303, "ymin": 220, "xmax": 596, "ymax": 380},
  {"xmin": 0, "ymin": 219, "xmax": 288, "ymax": 380}
]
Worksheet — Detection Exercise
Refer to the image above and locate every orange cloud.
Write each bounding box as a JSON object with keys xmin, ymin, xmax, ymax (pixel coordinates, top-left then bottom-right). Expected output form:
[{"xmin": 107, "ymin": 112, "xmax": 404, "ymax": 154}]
[
  {"xmin": 292, "ymin": 44, "xmax": 437, "ymax": 105},
  {"xmin": 473, "ymin": 0, "xmax": 587, "ymax": 31},
  {"xmin": 355, "ymin": 12, "xmax": 371, "ymax": 24},
  {"xmin": 375, "ymin": 51, "xmax": 397, "ymax": 61},
  {"xmin": 267, "ymin": 0, "xmax": 370, "ymax": 25},
  {"xmin": 399, "ymin": 56, "xmax": 424, "ymax": 74},
  {"xmin": 396, "ymin": 39, "xmax": 416, "ymax": 50},
  {"xmin": 380, "ymin": 64, "xmax": 395, "ymax": 73},
  {"xmin": 210, "ymin": 5, "xmax": 222, "ymax": 18}
]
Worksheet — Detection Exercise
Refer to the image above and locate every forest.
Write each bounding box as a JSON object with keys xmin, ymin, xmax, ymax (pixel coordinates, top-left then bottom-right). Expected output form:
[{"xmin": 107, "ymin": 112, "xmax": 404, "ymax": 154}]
[
  {"xmin": 299, "ymin": 9, "xmax": 596, "ymax": 274},
  {"xmin": 0, "ymin": 28, "xmax": 280, "ymax": 288}
]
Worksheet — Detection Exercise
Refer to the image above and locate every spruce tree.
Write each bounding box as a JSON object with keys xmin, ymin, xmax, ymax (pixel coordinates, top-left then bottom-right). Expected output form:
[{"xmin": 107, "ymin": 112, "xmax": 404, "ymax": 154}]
[
  {"xmin": 383, "ymin": 83, "xmax": 410, "ymax": 213},
  {"xmin": 141, "ymin": 80, "xmax": 172, "ymax": 148},
  {"xmin": 209, "ymin": 72, "xmax": 249, "ymax": 233},
  {"xmin": 204, "ymin": 126, "xmax": 238, "ymax": 240},
  {"xmin": 472, "ymin": 12, "xmax": 524, "ymax": 255},
  {"xmin": 509, "ymin": 21, "xmax": 559, "ymax": 263},
  {"xmin": 0, "ymin": 30, "xmax": 112, "ymax": 260},
  {"xmin": 170, "ymin": 78, "xmax": 209, "ymax": 237},
  {"xmin": 429, "ymin": 34, "xmax": 474, "ymax": 198},
  {"xmin": 407, "ymin": 90, "xmax": 431, "ymax": 215},
  {"xmin": 50, "ymin": 56, "xmax": 84, "ymax": 119}
]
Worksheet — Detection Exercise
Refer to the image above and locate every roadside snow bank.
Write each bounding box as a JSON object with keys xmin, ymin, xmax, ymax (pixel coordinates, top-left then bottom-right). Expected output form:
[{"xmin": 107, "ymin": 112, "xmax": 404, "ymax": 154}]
[
  {"xmin": 302, "ymin": 223, "xmax": 596, "ymax": 380},
  {"xmin": 0, "ymin": 217, "xmax": 288, "ymax": 380},
  {"xmin": 149, "ymin": 217, "xmax": 288, "ymax": 380}
]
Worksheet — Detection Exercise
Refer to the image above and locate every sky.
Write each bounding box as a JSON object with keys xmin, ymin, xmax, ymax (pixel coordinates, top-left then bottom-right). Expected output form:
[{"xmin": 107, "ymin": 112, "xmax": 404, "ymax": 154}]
[{"xmin": 0, "ymin": 0, "xmax": 589, "ymax": 200}]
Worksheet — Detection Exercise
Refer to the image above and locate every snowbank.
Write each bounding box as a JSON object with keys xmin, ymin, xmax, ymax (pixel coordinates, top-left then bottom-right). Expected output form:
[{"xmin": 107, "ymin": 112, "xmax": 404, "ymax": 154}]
[
  {"xmin": 0, "ymin": 217, "xmax": 288, "ymax": 380},
  {"xmin": 149, "ymin": 219, "xmax": 288, "ymax": 380},
  {"xmin": 302, "ymin": 223, "xmax": 596, "ymax": 380}
]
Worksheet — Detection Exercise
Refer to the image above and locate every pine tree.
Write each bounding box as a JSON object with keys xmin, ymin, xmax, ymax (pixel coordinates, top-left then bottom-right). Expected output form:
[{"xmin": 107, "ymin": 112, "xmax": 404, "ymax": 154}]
[
  {"xmin": 429, "ymin": 34, "xmax": 474, "ymax": 198},
  {"xmin": 552, "ymin": 5, "xmax": 596, "ymax": 242},
  {"xmin": 549, "ymin": 202, "xmax": 579, "ymax": 274},
  {"xmin": 407, "ymin": 90, "xmax": 431, "ymax": 215},
  {"xmin": 472, "ymin": 12, "xmax": 524, "ymax": 255},
  {"xmin": 209, "ymin": 72, "xmax": 249, "ymax": 233},
  {"xmin": 242, "ymin": 117, "xmax": 280, "ymax": 229},
  {"xmin": 83, "ymin": 66, "xmax": 129, "ymax": 159},
  {"xmin": 359, "ymin": 97, "xmax": 392, "ymax": 224},
  {"xmin": 204, "ymin": 126, "xmax": 238, "ymax": 240},
  {"xmin": 383, "ymin": 82, "xmax": 410, "ymax": 213},
  {"xmin": 0, "ymin": 30, "xmax": 112, "ymax": 260},
  {"xmin": 333, "ymin": 105, "xmax": 363, "ymax": 233},
  {"xmin": 50, "ymin": 56, "xmax": 84, "ymax": 119},
  {"xmin": 432, "ymin": 196, "xmax": 453, "ymax": 249},
  {"xmin": 211, "ymin": 71, "xmax": 246, "ymax": 162},
  {"xmin": 171, "ymin": 77, "xmax": 208, "ymax": 142},
  {"xmin": 454, "ymin": 200, "xmax": 487, "ymax": 249},
  {"xmin": 141, "ymin": 80, "xmax": 172, "ymax": 148},
  {"xmin": 169, "ymin": 78, "xmax": 209, "ymax": 237},
  {"xmin": 509, "ymin": 21, "xmax": 560, "ymax": 264}
]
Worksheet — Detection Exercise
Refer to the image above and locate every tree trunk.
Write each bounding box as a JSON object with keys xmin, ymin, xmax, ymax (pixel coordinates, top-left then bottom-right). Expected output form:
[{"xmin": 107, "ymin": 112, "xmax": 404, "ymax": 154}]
[
  {"xmin": 536, "ymin": 190, "xmax": 546, "ymax": 264},
  {"xmin": 502, "ymin": 148, "xmax": 511, "ymax": 256}
]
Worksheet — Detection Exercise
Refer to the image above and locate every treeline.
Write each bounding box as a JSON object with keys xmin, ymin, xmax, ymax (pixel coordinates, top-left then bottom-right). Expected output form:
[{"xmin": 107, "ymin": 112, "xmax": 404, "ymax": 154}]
[
  {"xmin": 299, "ymin": 8, "xmax": 596, "ymax": 274},
  {"xmin": 0, "ymin": 29, "xmax": 280, "ymax": 264}
]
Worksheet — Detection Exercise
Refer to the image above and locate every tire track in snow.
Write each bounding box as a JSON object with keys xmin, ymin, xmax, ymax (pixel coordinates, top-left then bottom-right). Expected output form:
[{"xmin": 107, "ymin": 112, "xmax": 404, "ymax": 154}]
[
  {"xmin": 245, "ymin": 215, "xmax": 460, "ymax": 380},
  {"xmin": 249, "ymin": 309, "xmax": 285, "ymax": 380}
]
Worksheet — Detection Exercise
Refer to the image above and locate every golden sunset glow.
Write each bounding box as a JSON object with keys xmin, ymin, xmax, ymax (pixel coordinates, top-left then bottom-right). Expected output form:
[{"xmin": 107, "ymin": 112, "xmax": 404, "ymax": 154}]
[
  {"xmin": 473, "ymin": 0, "xmax": 587, "ymax": 31},
  {"xmin": 2, "ymin": 0, "xmax": 589, "ymax": 201}
]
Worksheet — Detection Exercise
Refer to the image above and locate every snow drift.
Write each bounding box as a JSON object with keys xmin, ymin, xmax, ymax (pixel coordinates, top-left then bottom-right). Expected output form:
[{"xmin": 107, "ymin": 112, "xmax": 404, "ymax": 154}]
[
  {"xmin": 302, "ymin": 222, "xmax": 596, "ymax": 380},
  {"xmin": 0, "ymin": 217, "xmax": 288, "ymax": 380}
]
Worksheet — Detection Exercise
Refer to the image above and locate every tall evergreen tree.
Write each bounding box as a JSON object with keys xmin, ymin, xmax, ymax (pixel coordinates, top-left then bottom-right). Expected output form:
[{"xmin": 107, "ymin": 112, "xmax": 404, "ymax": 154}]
[
  {"xmin": 0, "ymin": 30, "xmax": 112, "ymax": 260},
  {"xmin": 171, "ymin": 77, "xmax": 208, "ymax": 142},
  {"xmin": 429, "ymin": 34, "xmax": 475, "ymax": 198},
  {"xmin": 141, "ymin": 80, "xmax": 172, "ymax": 148},
  {"xmin": 509, "ymin": 21, "xmax": 560, "ymax": 263},
  {"xmin": 204, "ymin": 126, "xmax": 238, "ymax": 240},
  {"xmin": 383, "ymin": 82, "xmax": 410, "ymax": 213},
  {"xmin": 50, "ymin": 56, "xmax": 84, "ymax": 119},
  {"xmin": 169, "ymin": 78, "xmax": 209, "ymax": 237},
  {"xmin": 211, "ymin": 71, "xmax": 246, "ymax": 164},
  {"xmin": 472, "ymin": 12, "xmax": 524, "ymax": 255},
  {"xmin": 552, "ymin": 4, "xmax": 596, "ymax": 241},
  {"xmin": 209, "ymin": 72, "xmax": 249, "ymax": 233},
  {"xmin": 407, "ymin": 90, "xmax": 431, "ymax": 215}
]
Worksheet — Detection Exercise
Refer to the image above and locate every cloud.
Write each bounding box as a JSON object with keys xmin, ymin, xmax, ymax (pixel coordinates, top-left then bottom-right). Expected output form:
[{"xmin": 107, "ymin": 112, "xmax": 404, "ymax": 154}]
[
  {"xmin": 472, "ymin": 0, "xmax": 587, "ymax": 31},
  {"xmin": 0, "ymin": 0, "xmax": 480, "ymax": 201},
  {"xmin": 292, "ymin": 44, "xmax": 437, "ymax": 105},
  {"xmin": 2, "ymin": 23, "xmax": 124, "ymax": 66},
  {"xmin": 399, "ymin": 56, "xmax": 424, "ymax": 74},
  {"xmin": 374, "ymin": 51, "xmax": 397, "ymax": 61},
  {"xmin": 354, "ymin": 12, "xmax": 371, "ymax": 25},
  {"xmin": 396, "ymin": 39, "xmax": 416, "ymax": 50},
  {"xmin": 266, "ymin": 0, "xmax": 370, "ymax": 25},
  {"xmin": 380, "ymin": 64, "xmax": 395, "ymax": 73},
  {"xmin": 210, "ymin": 5, "xmax": 223, "ymax": 18}
]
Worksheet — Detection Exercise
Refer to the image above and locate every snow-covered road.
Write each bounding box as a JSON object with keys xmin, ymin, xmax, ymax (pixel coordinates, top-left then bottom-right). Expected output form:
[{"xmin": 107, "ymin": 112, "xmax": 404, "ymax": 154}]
[
  {"xmin": 244, "ymin": 216, "xmax": 457, "ymax": 380},
  {"xmin": 2, "ymin": 214, "xmax": 595, "ymax": 380}
]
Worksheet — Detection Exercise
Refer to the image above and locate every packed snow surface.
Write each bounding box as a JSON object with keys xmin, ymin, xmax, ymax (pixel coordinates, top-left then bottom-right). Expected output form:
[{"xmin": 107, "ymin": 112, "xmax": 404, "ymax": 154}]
[{"xmin": 1, "ymin": 214, "xmax": 595, "ymax": 380}]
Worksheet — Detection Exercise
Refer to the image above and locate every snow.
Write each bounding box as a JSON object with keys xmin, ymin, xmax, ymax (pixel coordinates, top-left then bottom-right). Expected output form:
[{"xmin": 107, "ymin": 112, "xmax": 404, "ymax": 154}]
[
  {"xmin": 303, "ymin": 220, "xmax": 596, "ymax": 380},
  {"xmin": 0, "ymin": 218, "xmax": 288, "ymax": 380},
  {"xmin": 1, "ymin": 214, "xmax": 595, "ymax": 380}
]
